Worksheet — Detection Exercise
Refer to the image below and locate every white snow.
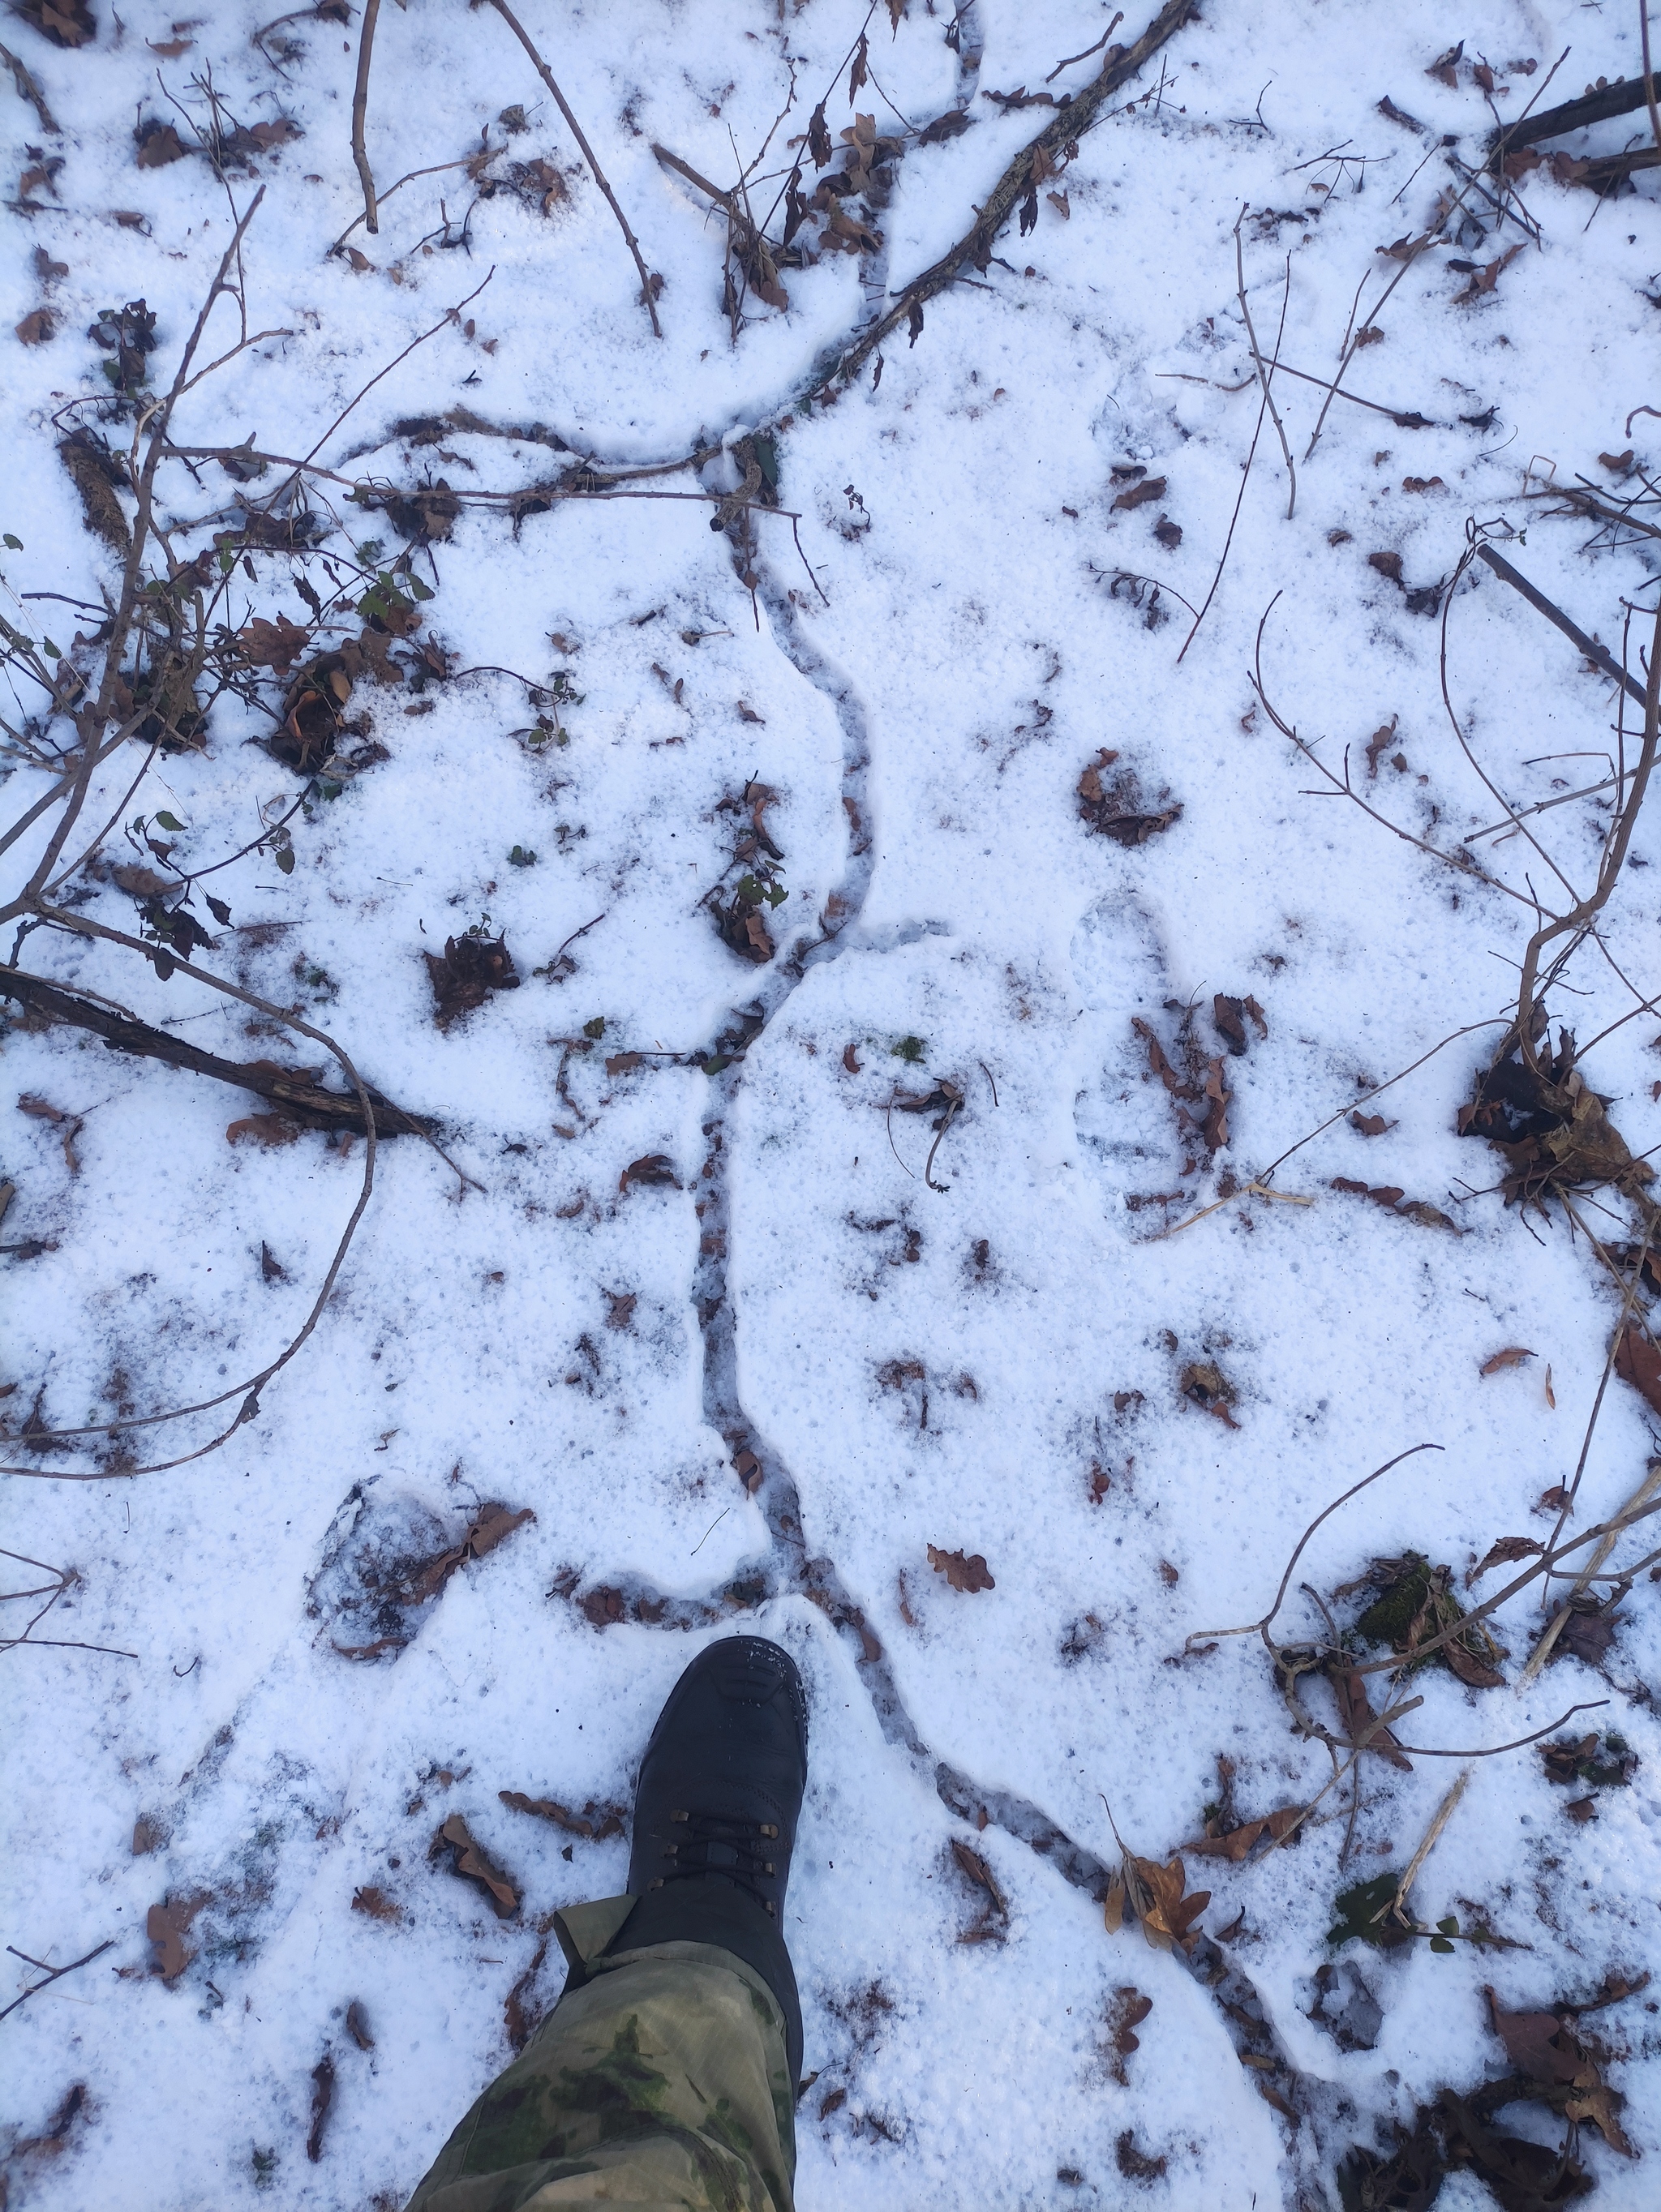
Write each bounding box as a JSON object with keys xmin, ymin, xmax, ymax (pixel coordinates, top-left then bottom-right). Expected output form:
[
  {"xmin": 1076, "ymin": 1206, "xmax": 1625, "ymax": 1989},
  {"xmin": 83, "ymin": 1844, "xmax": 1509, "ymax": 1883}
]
[{"xmin": 3, "ymin": 1, "xmax": 1660, "ymax": 2206}]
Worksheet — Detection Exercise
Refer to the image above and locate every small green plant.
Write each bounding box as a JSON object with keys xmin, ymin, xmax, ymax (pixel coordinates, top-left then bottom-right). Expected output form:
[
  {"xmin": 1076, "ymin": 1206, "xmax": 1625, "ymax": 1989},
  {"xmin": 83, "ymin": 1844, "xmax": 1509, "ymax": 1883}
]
[
  {"xmin": 509, "ymin": 844, "xmax": 537, "ymax": 867},
  {"xmin": 735, "ymin": 872, "xmax": 787, "ymax": 909},
  {"xmin": 892, "ymin": 1035, "xmax": 925, "ymax": 1064},
  {"xmin": 583, "ymin": 1016, "xmax": 606, "ymax": 1040},
  {"xmin": 1328, "ymin": 1872, "xmax": 1517, "ymax": 1955}
]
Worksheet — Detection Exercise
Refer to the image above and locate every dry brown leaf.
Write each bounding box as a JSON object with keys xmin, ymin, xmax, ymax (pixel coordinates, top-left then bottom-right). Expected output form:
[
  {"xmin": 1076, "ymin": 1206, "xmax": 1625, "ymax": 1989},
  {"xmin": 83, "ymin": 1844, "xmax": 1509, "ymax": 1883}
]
[
  {"xmin": 346, "ymin": 1999, "xmax": 374, "ymax": 2050},
  {"xmin": 1466, "ymin": 1535, "xmax": 1544, "ymax": 1587},
  {"xmin": 434, "ymin": 1812, "xmax": 518, "ymax": 1917},
  {"xmin": 109, "ymin": 862, "xmax": 172, "ymax": 896},
  {"xmin": 951, "ymin": 1837, "xmax": 1008, "ymax": 1915},
  {"xmin": 15, "ymin": 309, "xmax": 55, "ymax": 345},
  {"xmin": 1330, "ymin": 1663, "xmax": 1413, "ymax": 1771},
  {"xmin": 1613, "ymin": 1324, "xmax": 1661, "ymax": 1421},
  {"xmin": 226, "ymin": 1113, "xmax": 300, "ymax": 1148},
  {"xmin": 147, "ymin": 1895, "xmax": 206, "ymax": 1983},
  {"xmin": 1184, "ymin": 1806, "xmax": 1303, "ymax": 1861},
  {"xmin": 927, "ymin": 1543, "xmax": 994, "ymax": 1593},
  {"xmin": 1108, "ymin": 1987, "xmax": 1152, "ymax": 2083},
  {"xmin": 498, "ymin": 1790, "xmax": 624, "ymax": 1841},
  {"xmin": 620, "ymin": 1151, "xmax": 679, "ymax": 1194},
  {"xmin": 306, "ymin": 2053, "xmax": 334, "ymax": 2163},
  {"xmin": 135, "ymin": 123, "xmax": 189, "ymax": 169},
  {"xmin": 1109, "ymin": 1852, "xmax": 1209, "ymax": 1953},
  {"xmin": 351, "ymin": 1884, "xmax": 401, "ymax": 1923},
  {"xmin": 1180, "ymin": 1361, "xmax": 1240, "ymax": 1430},
  {"xmin": 1479, "ymin": 1346, "xmax": 1535, "ymax": 1376}
]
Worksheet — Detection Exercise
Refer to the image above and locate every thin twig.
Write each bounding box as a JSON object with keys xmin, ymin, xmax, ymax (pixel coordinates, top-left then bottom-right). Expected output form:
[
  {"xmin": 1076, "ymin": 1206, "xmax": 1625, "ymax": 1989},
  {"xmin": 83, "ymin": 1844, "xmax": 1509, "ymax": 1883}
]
[
  {"xmin": 0, "ymin": 1940, "xmax": 114, "ymax": 2023},
  {"xmin": 1156, "ymin": 361, "xmax": 1442, "ymax": 427},
  {"xmin": 351, "ymin": 0, "xmax": 382, "ymax": 234},
  {"xmin": 1150, "ymin": 1178, "xmax": 1314, "ymax": 1241},
  {"xmin": 1046, "ymin": 14, "xmax": 1125, "ymax": 83},
  {"xmin": 1389, "ymin": 1769, "xmax": 1469, "ymax": 1924},
  {"xmin": 1, "ymin": 1636, "xmax": 140, "ymax": 1658},
  {"xmin": 482, "ymin": 0, "xmax": 663, "ymax": 337},
  {"xmin": 1185, "ymin": 1443, "xmax": 1446, "ymax": 1649},
  {"xmin": 2, "ymin": 911, "xmax": 380, "ymax": 1474},
  {"xmin": 1513, "ymin": 590, "xmax": 1661, "ymax": 1077},
  {"xmin": 1175, "ymin": 378, "xmax": 1270, "ymax": 664},
  {"xmin": 1521, "ymin": 1452, "xmax": 1661, "ymax": 1683},
  {"xmin": 1234, "ymin": 215, "xmax": 1296, "ymax": 519}
]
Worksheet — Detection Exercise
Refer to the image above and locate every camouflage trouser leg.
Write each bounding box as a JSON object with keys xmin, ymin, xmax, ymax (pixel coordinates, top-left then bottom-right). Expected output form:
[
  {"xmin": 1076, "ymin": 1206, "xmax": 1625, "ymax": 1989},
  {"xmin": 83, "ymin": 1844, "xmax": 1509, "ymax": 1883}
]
[{"xmin": 403, "ymin": 1900, "xmax": 796, "ymax": 2212}]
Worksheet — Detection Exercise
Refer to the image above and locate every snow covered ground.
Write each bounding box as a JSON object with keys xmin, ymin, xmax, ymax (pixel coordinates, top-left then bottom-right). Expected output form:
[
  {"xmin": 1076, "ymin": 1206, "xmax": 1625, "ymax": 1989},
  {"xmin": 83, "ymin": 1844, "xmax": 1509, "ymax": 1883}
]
[{"xmin": 4, "ymin": 2, "xmax": 1661, "ymax": 2206}]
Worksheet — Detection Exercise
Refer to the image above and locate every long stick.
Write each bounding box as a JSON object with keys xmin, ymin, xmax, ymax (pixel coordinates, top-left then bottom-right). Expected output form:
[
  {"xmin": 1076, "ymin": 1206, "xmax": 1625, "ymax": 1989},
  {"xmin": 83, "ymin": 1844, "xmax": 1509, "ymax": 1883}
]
[
  {"xmin": 482, "ymin": 0, "xmax": 663, "ymax": 337},
  {"xmin": 351, "ymin": 0, "xmax": 382, "ymax": 235},
  {"xmin": 1475, "ymin": 544, "xmax": 1648, "ymax": 708},
  {"xmin": 0, "ymin": 969, "xmax": 431, "ymax": 1137}
]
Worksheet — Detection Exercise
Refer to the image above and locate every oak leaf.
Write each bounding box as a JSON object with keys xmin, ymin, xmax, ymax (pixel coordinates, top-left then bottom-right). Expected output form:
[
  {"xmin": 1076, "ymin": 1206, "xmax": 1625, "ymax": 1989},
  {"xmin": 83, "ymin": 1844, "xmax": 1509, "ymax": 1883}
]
[
  {"xmin": 433, "ymin": 1812, "xmax": 518, "ymax": 1917},
  {"xmin": 927, "ymin": 1543, "xmax": 994, "ymax": 1593}
]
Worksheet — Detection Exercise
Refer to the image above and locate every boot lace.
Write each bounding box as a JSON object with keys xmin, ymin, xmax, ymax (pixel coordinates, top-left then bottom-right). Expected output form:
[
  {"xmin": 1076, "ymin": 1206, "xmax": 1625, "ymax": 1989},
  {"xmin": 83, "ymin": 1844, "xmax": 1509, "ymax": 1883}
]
[{"xmin": 652, "ymin": 1808, "xmax": 781, "ymax": 1914}]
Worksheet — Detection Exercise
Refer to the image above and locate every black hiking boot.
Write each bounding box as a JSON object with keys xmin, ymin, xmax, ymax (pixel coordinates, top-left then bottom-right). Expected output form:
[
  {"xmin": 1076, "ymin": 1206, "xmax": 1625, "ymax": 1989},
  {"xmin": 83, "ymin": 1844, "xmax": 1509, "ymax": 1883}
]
[{"xmin": 607, "ymin": 1636, "xmax": 809, "ymax": 2085}]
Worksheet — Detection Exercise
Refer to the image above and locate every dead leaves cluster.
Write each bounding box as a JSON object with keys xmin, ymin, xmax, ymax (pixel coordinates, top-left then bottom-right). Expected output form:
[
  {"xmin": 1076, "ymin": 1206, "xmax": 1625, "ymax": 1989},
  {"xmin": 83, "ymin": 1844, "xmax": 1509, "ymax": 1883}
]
[
  {"xmin": 1104, "ymin": 1846, "xmax": 1209, "ymax": 1954},
  {"xmin": 1458, "ymin": 1027, "xmax": 1652, "ymax": 1211},
  {"xmin": 1330, "ymin": 1175, "xmax": 1461, "ymax": 1235},
  {"xmin": 425, "ymin": 931, "xmax": 521, "ymax": 1030},
  {"xmin": 1483, "ymin": 1984, "xmax": 1637, "ymax": 2158},
  {"xmin": 1077, "ymin": 748, "xmax": 1182, "ymax": 847},
  {"xmin": 15, "ymin": 0, "xmax": 94, "ymax": 48},
  {"xmin": 1348, "ymin": 1551, "xmax": 1507, "ymax": 1688},
  {"xmin": 1131, "ymin": 997, "xmax": 1242, "ymax": 1164}
]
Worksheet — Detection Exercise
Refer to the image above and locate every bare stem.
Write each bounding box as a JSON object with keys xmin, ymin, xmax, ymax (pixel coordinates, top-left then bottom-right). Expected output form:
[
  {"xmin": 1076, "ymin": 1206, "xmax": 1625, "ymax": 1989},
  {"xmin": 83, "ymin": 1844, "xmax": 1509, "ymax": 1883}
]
[{"xmin": 482, "ymin": 0, "xmax": 663, "ymax": 337}]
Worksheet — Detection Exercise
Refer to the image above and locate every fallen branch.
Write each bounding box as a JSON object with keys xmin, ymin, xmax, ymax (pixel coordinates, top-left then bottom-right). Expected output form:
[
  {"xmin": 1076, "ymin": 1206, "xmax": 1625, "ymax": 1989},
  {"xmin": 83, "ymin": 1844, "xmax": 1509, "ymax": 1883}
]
[
  {"xmin": 482, "ymin": 0, "xmax": 663, "ymax": 337},
  {"xmin": 0, "ymin": 969, "xmax": 432, "ymax": 1137},
  {"xmin": 820, "ymin": 0, "xmax": 1200, "ymax": 392},
  {"xmin": 1474, "ymin": 543, "xmax": 1649, "ymax": 709},
  {"xmin": 1487, "ymin": 66, "xmax": 1661, "ymax": 171}
]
